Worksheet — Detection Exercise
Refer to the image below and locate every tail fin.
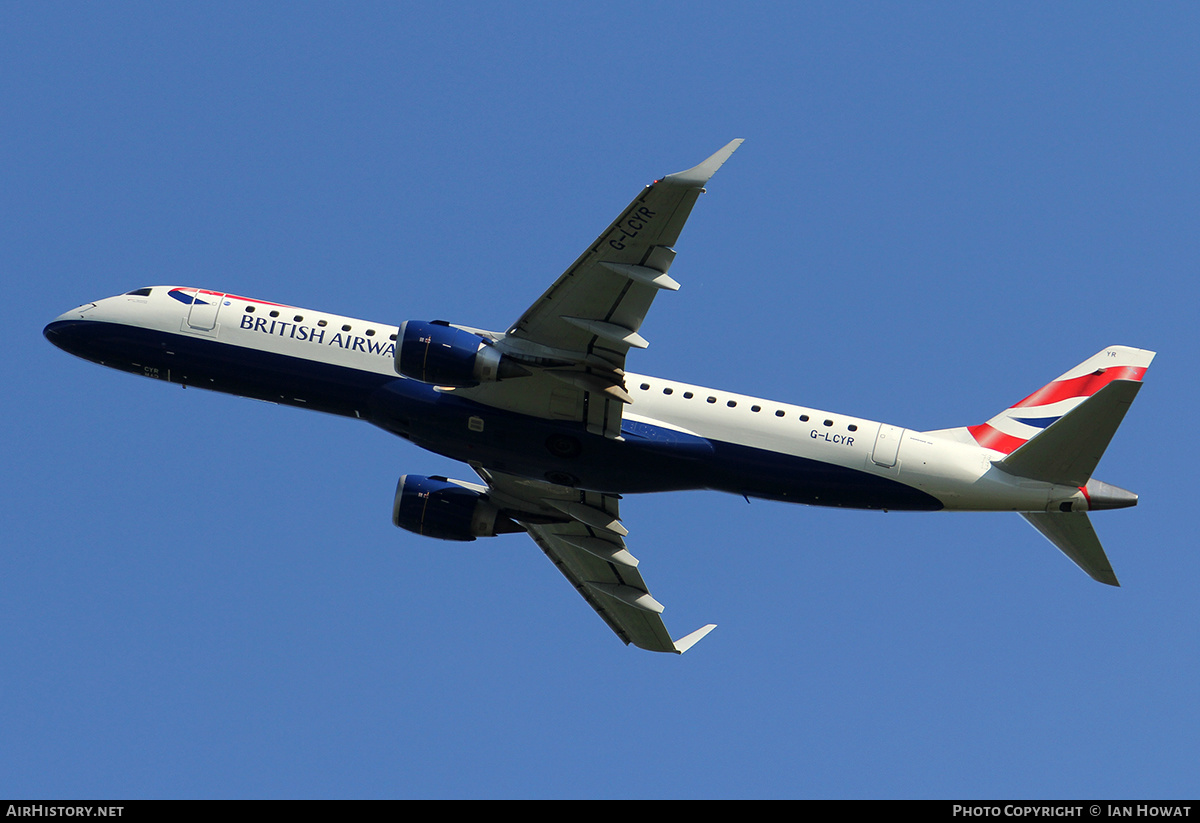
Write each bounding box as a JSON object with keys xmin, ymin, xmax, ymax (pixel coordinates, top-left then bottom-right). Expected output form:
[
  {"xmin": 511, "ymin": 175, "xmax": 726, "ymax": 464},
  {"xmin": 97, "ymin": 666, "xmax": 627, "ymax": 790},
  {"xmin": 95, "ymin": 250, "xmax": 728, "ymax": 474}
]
[
  {"xmin": 970, "ymin": 345, "xmax": 1155, "ymax": 485},
  {"xmin": 998, "ymin": 379, "xmax": 1143, "ymax": 487},
  {"xmin": 970, "ymin": 346, "xmax": 1155, "ymax": 586}
]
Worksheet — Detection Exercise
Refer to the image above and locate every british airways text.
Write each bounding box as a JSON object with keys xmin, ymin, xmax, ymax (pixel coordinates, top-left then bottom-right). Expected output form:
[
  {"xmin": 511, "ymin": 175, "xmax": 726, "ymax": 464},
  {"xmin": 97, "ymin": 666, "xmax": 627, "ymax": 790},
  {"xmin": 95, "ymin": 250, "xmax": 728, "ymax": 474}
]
[{"xmin": 239, "ymin": 314, "xmax": 396, "ymax": 357}]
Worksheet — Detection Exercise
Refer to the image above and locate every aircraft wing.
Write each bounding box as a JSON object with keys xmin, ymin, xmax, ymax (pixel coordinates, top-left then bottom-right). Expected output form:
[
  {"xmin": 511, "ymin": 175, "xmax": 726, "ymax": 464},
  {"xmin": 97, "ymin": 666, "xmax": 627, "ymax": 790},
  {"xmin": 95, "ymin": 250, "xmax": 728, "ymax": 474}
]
[
  {"xmin": 456, "ymin": 140, "xmax": 742, "ymax": 439},
  {"xmin": 473, "ymin": 465, "xmax": 716, "ymax": 654}
]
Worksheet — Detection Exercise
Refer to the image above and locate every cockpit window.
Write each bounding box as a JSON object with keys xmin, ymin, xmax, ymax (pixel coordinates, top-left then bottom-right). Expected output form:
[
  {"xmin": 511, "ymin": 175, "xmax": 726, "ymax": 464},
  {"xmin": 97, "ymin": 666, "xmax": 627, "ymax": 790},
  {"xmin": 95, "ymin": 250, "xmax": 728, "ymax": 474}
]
[{"xmin": 125, "ymin": 288, "xmax": 153, "ymax": 296}]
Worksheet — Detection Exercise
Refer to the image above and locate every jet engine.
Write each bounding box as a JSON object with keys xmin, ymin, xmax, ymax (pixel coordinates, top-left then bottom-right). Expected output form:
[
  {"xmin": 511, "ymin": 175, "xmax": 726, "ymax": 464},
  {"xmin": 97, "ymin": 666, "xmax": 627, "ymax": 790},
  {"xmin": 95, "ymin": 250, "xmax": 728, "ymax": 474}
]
[
  {"xmin": 392, "ymin": 474, "xmax": 522, "ymax": 541},
  {"xmin": 395, "ymin": 320, "xmax": 525, "ymax": 387}
]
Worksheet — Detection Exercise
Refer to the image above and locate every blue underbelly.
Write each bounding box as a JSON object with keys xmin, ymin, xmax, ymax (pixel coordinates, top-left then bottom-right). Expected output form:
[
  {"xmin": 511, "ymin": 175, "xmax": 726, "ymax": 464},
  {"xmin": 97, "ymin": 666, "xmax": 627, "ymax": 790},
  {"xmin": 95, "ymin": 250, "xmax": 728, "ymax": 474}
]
[{"xmin": 49, "ymin": 321, "xmax": 942, "ymax": 512}]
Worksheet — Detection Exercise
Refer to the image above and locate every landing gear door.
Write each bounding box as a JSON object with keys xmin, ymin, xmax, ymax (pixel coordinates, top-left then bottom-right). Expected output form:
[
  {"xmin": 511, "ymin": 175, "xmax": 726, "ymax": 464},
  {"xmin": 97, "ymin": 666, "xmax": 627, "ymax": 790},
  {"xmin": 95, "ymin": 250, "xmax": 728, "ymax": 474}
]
[
  {"xmin": 186, "ymin": 290, "xmax": 225, "ymax": 332},
  {"xmin": 872, "ymin": 424, "xmax": 904, "ymax": 468}
]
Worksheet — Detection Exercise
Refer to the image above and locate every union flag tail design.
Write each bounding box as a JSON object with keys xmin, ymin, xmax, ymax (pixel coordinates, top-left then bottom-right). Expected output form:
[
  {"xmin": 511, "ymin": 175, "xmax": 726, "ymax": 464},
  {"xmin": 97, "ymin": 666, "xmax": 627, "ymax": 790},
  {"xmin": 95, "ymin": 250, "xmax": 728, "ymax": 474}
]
[{"xmin": 968, "ymin": 346, "xmax": 1155, "ymax": 456}]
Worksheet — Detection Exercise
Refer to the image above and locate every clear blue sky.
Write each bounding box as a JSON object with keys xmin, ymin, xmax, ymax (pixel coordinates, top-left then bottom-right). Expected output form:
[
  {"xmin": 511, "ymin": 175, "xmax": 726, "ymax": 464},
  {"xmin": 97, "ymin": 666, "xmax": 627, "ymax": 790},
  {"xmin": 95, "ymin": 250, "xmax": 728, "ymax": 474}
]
[{"xmin": 4, "ymin": 3, "xmax": 1197, "ymax": 799}]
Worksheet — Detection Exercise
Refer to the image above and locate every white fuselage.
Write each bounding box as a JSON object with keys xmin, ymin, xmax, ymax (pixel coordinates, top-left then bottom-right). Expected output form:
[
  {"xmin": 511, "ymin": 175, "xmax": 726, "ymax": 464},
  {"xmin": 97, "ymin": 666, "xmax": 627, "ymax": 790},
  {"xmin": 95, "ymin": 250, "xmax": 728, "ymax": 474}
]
[{"xmin": 46, "ymin": 286, "xmax": 1083, "ymax": 515}]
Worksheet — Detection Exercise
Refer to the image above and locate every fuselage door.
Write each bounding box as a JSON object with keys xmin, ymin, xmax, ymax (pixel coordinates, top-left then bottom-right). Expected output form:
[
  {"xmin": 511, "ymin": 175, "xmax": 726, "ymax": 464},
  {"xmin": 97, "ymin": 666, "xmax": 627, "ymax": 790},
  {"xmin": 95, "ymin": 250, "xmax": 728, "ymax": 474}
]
[
  {"xmin": 186, "ymin": 290, "xmax": 225, "ymax": 331},
  {"xmin": 871, "ymin": 424, "xmax": 904, "ymax": 468}
]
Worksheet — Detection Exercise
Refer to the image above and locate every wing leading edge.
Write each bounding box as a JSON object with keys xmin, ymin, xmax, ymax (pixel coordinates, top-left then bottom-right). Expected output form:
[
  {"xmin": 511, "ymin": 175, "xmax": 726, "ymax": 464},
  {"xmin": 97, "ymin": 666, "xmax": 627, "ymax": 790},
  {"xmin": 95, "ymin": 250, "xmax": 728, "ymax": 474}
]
[
  {"xmin": 455, "ymin": 140, "xmax": 743, "ymax": 440},
  {"xmin": 506, "ymin": 138, "xmax": 743, "ymax": 353}
]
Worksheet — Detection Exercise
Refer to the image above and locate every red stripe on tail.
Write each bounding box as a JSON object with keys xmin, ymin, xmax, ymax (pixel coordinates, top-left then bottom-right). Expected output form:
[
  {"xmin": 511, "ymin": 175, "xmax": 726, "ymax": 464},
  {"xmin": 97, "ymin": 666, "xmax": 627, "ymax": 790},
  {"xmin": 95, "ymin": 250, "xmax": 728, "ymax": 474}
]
[
  {"xmin": 967, "ymin": 423, "xmax": 1029, "ymax": 454},
  {"xmin": 1013, "ymin": 367, "xmax": 1146, "ymax": 409}
]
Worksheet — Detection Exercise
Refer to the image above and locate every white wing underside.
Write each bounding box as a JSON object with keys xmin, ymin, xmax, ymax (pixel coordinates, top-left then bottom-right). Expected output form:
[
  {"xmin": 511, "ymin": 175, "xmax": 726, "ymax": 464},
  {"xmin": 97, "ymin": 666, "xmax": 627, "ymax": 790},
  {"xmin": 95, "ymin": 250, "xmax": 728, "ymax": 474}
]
[{"xmin": 473, "ymin": 465, "xmax": 715, "ymax": 653}]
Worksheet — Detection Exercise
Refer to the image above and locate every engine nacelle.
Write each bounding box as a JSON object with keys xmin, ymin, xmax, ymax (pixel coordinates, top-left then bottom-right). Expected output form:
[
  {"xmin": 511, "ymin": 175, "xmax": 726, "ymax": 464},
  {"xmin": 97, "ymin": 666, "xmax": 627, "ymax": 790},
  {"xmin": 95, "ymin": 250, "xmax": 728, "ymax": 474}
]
[
  {"xmin": 395, "ymin": 320, "xmax": 505, "ymax": 387},
  {"xmin": 392, "ymin": 474, "xmax": 506, "ymax": 542}
]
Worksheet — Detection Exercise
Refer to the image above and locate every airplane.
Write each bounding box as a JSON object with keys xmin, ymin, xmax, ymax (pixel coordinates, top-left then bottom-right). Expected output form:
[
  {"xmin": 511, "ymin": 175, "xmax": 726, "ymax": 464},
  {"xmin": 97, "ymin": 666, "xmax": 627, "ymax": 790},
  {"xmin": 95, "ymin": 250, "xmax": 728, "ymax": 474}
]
[{"xmin": 44, "ymin": 139, "xmax": 1154, "ymax": 654}]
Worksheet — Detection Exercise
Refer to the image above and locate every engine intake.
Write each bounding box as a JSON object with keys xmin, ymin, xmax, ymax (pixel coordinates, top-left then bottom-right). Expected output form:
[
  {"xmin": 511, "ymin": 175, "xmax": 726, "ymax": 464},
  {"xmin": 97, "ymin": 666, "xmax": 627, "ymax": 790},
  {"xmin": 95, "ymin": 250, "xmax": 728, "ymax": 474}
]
[
  {"xmin": 395, "ymin": 321, "xmax": 524, "ymax": 387},
  {"xmin": 392, "ymin": 474, "xmax": 521, "ymax": 541}
]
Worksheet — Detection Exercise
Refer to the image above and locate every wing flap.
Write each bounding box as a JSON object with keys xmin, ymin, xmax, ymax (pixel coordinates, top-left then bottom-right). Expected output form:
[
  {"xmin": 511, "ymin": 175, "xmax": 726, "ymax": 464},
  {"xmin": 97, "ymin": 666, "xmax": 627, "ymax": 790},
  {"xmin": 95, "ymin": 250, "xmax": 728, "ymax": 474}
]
[
  {"xmin": 476, "ymin": 466, "xmax": 715, "ymax": 653},
  {"xmin": 525, "ymin": 523, "xmax": 679, "ymax": 651}
]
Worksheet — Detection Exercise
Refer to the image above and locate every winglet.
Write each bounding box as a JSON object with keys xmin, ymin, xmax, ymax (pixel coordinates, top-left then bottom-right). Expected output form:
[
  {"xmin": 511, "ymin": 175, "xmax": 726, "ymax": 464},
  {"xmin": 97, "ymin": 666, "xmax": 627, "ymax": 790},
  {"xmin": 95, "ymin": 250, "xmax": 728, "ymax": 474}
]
[
  {"xmin": 661, "ymin": 139, "xmax": 744, "ymax": 187},
  {"xmin": 672, "ymin": 623, "xmax": 717, "ymax": 654}
]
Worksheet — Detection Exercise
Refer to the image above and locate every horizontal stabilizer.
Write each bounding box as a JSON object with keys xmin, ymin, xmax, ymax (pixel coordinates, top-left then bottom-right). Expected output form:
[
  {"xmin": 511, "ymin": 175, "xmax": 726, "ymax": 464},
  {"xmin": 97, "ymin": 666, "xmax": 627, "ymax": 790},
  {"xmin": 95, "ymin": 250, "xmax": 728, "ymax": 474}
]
[
  {"xmin": 998, "ymin": 380, "xmax": 1143, "ymax": 487},
  {"xmin": 1021, "ymin": 512, "xmax": 1119, "ymax": 586}
]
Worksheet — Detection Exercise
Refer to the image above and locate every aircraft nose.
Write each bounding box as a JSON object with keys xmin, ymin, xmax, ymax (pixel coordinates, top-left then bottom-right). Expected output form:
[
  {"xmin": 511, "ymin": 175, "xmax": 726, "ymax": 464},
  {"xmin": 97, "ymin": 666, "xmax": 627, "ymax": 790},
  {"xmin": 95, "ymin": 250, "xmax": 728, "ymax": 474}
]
[
  {"xmin": 44, "ymin": 306, "xmax": 103, "ymax": 359},
  {"xmin": 44, "ymin": 317, "xmax": 88, "ymax": 355}
]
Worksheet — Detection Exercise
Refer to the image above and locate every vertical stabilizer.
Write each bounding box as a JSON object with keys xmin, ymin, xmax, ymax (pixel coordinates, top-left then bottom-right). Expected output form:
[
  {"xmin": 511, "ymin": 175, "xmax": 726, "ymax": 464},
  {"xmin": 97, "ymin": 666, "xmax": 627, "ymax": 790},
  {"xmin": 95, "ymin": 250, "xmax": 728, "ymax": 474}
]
[
  {"xmin": 998, "ymin": 380, "xmax": 1142, "ymax": 487},
  {"xmin": 967, "ymin": 346, "xmax": 1155, "ymax": 586},
  {"xmin": 968, "ymin": 346, "xmax": 1154, "ymax": 461}
]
